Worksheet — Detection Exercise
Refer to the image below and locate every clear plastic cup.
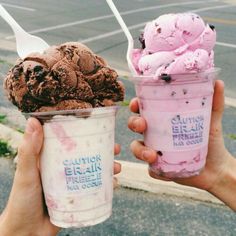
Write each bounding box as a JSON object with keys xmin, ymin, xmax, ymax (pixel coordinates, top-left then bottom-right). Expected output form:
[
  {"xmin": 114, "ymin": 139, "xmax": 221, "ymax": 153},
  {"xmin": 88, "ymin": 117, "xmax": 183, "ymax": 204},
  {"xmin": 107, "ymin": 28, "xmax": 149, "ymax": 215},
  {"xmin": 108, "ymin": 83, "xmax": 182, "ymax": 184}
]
[
  {"xmin": 25, "ymin": 106, "xmax": 117, "ymax": 228},
  {"xmin": 131, "ymin": 68, "xmax": 220, "ymax": 178}
]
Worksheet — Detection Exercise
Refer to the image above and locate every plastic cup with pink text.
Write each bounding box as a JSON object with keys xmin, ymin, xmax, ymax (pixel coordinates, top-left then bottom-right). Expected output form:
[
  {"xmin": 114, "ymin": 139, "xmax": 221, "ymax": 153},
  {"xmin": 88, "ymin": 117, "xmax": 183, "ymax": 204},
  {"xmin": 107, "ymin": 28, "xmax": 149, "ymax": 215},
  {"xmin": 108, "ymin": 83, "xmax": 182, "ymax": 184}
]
[
  {"xmin": 26, "ymin": 106, "xmax": 117, "ymax": 228},
  {"xmin": 132, "ymin": 68, "xmax": 220, "ymax": 178}
]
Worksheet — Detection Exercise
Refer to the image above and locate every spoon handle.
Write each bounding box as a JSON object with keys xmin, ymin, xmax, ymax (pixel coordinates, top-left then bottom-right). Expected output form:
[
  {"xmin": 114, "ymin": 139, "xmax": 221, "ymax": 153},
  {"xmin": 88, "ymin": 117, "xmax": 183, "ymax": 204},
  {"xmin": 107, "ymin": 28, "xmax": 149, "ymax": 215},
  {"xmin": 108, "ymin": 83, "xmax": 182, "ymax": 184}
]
[
  {"xmin": 0, "ymin": 4, "xmax": 24, "ymax": 35},
  {"xmin": 106, "ymin": 0, "xmax": 133, "ymax": 43},
  {"xmin": 106, "ymin": 0, "xmax": 137, "ymax": 75}
]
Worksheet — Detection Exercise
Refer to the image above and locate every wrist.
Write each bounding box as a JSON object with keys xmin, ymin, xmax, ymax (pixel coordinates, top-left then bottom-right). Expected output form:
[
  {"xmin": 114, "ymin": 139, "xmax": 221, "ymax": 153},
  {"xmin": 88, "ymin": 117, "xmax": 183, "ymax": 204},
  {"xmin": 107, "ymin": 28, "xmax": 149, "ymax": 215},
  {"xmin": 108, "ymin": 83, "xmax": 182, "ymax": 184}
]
[
  {"xmin": 0, "ymin": 213, "xmax": 32, "ymax": 236},
  {"xmin": 209, "ymin": 152, "xmax": 236, "ymax": 211},
  {"xmin": 0, "ymin": 215, "xmax": 11, "ymax": 236}
]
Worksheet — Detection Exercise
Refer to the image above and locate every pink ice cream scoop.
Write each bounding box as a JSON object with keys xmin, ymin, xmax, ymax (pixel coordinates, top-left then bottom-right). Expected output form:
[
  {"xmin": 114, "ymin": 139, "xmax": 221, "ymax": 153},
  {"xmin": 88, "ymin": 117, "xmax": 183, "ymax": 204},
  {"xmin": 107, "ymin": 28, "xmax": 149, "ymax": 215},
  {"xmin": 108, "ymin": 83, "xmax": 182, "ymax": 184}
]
[
  {"xmin": 132, "ymin": 13, "xmax": 216, "ymax": 76},
  {"xmin": 155, "ymin": 49, "xmax": 211, "ymax": 75}
]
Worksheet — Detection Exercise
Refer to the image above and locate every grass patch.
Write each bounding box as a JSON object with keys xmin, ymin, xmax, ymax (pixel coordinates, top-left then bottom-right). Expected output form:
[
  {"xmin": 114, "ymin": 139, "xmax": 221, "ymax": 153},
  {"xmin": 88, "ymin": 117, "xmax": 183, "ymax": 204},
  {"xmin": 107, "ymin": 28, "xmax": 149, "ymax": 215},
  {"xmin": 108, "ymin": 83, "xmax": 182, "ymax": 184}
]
[
  {"xmin": 16, "ymin": 127, "xmax": 24, "ymax": 133},
  {"xmin": 0, "ymin": 139, "xmax": 15, "ymax": 157},
  {"xmin": 227, "ymin": 134, "xmax": 236, "ymax": 140},
  {"xmin": 0, "ymin": 58, "xmax": 13, "ymax": 67},
  {"xmin": 121, "ymin": 100, "xmax": 130, "ymax": 106},
  {"xmin": 122, "ymin": 75, "xmax": 129, "ymax": 80},
  {"xmin": 0, "ymin": 114, "xmax": 7, "ymax": 124},
  {"xmin": 0, "ymin": 59, "xmax": 6, "ymax": 64}
]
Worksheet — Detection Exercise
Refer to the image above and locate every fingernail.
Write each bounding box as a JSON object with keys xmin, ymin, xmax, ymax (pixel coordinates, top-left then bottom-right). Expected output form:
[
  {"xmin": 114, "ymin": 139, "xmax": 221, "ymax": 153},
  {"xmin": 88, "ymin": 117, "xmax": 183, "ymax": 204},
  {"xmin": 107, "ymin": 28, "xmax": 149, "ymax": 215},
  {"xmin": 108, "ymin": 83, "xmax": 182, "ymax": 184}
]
[
  {"xmin": 142, "ymin": 150, "xmax": 152, "ymax": 161},
  {"xmin": 25, "ymin": 119, "xmax": 35, "ymax": 134},
  {"xmin": 132, "ymin": 118, "xmax": 139, "ymax": 132}
]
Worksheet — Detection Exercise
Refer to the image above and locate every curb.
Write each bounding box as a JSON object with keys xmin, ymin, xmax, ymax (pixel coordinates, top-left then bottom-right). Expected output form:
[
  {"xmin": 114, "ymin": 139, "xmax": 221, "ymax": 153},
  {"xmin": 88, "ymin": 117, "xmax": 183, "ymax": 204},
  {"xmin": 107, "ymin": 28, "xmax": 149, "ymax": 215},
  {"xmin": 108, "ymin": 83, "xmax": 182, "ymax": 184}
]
[
  {"xmin": 116, "ymin": 70, "xmax": 236, "ymax": 108},
  {"xmin": 0, "ymin": 123, "xmax": 23, "ymax": 149},
  {"xmin": 116, "ymin": 160, "xmax": 223, "ymax": 205},
  {"xmin": 225, "ymin": 96, "xmax": 236, "ymax": 108},
  {"xmin": 0, "ymin": 122, "xmax": 224, "ymax": 206}
]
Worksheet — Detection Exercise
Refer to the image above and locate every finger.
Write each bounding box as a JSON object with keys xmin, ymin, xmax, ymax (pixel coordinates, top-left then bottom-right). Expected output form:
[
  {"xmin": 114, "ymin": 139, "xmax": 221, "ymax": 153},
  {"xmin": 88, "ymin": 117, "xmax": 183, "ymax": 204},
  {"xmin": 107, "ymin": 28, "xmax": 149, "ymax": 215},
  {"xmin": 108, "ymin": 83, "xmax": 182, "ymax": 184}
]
[
  {"xmin": 129, "ymin": 97, "xmax": 139, "ymax": 113},
  {"xmin": 128, "ymin": 116, "xmax": 146, "ymax": 133},
  {"xmin": 114, "ymin": 161, "xmax": 121, "ymax": 174},
  {"xmin": 130, "ymin": 140, "xmax": 157, "ymax": 164},
  {"xmin": 114, "ymin": 143, "xmax": 121, "ymax": 155},
  {"xmin": 210, "ymin": 80, "xmax": 225, "ymax": 137},
  {"xmin": 212, "ymin": 80, "xmax": 225, "ymax": 118},
  {"xmin": 17, "ymin": 118, "xmax": 43, "ymax": 174}
]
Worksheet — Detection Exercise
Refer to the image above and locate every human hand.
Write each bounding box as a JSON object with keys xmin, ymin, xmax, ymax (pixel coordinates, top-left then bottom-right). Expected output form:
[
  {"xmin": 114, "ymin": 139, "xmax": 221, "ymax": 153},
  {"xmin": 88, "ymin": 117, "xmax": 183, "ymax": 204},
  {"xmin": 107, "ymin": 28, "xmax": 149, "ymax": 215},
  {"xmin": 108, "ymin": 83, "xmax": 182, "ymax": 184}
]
[
  {"xmin": 0, "ymin": 118, "xmax": 121, "ymax": 236},
  {"xmin": 128, "ymin": 80, "xmax": 234, "ymax": 191}
]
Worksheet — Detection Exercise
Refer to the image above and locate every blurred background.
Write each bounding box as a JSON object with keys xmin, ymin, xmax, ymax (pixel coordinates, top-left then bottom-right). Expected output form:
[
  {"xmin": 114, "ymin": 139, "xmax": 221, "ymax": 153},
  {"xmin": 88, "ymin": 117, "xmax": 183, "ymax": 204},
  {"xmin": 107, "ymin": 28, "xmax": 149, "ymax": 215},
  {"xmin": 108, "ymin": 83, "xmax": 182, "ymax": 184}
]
[{"xmin": 0, "ymin": 0, "xmax": 236, "ymax": 235}]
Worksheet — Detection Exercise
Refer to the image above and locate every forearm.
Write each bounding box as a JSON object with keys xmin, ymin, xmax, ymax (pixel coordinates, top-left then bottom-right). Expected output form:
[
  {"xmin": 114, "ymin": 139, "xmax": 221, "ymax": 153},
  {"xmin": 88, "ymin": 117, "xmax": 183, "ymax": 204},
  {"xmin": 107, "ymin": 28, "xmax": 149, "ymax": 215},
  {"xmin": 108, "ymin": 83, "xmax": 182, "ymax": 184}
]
[
  {"xmin": 0, "ymin": 215, "xmax": 20, "ymax": 236},
  {"xmin": 209, "ymin": 153, "xmax": 236, "ymax": 211},
  {"xmin": 0, "ymin": 211, "xmax": 48, "ymax": 236},
  {"xmin": 0, "ymin": 219, "xmax": 59, "ymax": 236},
  {"xmin": 0, "ymin": 215, "xmax": 12, "ymax": 236},
  {"xmin": 0, "ymin": 211, "xmax": 8, "ymax": 236}
]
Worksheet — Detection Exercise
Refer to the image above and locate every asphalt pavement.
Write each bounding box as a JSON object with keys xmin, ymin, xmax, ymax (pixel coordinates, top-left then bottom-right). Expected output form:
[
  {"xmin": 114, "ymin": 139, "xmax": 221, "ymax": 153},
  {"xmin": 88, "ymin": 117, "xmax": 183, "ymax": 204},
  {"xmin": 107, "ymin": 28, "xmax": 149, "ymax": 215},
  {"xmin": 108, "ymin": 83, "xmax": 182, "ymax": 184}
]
[{"xmin": 1, "ymin": 0, "xmax": 236, "ymax": 235}]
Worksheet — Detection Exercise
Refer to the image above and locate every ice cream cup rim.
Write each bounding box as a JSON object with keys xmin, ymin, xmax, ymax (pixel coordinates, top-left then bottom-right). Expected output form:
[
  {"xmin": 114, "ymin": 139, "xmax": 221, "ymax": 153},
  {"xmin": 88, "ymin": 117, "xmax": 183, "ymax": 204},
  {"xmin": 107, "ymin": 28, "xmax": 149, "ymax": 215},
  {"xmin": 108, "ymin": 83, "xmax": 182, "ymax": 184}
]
[
  {"xmin": 130, "ymin": 67, "xmax": 221, "ymax": 84},
  {"xmin": 23, "ymin": 105, "xmax": 119, "ymax": 120}
]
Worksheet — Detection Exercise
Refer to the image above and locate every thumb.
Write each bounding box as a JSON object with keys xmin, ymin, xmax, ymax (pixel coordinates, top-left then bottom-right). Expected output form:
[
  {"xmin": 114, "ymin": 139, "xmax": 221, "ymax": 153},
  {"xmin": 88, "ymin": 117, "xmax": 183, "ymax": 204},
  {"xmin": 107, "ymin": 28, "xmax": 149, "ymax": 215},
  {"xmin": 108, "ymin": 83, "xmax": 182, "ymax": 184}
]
[
  {"xmin": 210, "ymin": 80, "xmax": 225, "ymax": 137},
  {"xmin": 17, "ymin": 117, "xmax": 44, "ymax": 172}
]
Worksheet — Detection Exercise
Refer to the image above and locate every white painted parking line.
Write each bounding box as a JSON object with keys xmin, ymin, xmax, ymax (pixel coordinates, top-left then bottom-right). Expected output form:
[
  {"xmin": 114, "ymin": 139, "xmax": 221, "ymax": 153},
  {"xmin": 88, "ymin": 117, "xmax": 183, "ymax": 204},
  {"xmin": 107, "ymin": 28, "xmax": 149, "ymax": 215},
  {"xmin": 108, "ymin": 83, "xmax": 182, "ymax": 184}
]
[
  {"xmin": 81, "ymin": 29, "xmax": 236, "ymax": 52},
  {"xmin": 5, "ymin": 0, "xmax": 221, "ymax": 39},
  {"xmin": 0, "ymin": 2, "xmax": 35, "ymax": 11},
  {"xmin": 192, "ymin": 4, "xmax": 235, "ymax": 13},
  {"xmin": 81, "ymin": 29, "xmax": 124, "ymax": 44},
  {"xmin": 3, "ymin": 3, "xmax": 236, "ymax": 51},
  {"xmin": 5, "ymin": 14, "xmax": 114, "ymax": 39},
  {"xmin": 80, "ymin": 3, "xmax": 236, "ymax": 48},
  {"xmin": 81, "ymin": 22, "xmax": 145, "ymax": 44},
  {"xmin": 121, "ymin": 0, "xmax": 219, "ymax": 15},
  {"xmin": 216, "ymin": 41, "xmax": 236, "ymax": 49},
  {"xmin": 225, "ymin": 97, "xmax": 236, "ymax": 108}
]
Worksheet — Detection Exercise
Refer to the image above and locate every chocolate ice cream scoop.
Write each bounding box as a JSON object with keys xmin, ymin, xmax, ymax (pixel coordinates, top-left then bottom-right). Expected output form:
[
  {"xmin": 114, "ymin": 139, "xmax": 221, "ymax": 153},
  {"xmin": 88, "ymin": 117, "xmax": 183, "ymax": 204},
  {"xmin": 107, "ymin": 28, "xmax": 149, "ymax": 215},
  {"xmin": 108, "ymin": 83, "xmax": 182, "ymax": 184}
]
[{"xmin": 4, "ymin": 42, "xmax": 124, "ymax": 112}]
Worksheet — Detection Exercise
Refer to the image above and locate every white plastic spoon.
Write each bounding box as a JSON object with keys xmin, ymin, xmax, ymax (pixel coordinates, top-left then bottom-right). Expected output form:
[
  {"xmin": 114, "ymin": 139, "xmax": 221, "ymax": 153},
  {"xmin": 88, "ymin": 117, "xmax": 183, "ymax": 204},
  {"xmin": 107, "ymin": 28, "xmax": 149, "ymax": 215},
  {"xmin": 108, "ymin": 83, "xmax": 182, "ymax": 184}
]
[
  {"xmin": 106, "ymin": 0, "xmax": 137, "ymax": 75},
  {"xmin": 0, "ymin": 4, "xmax": 49, "ymax": 58}
]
